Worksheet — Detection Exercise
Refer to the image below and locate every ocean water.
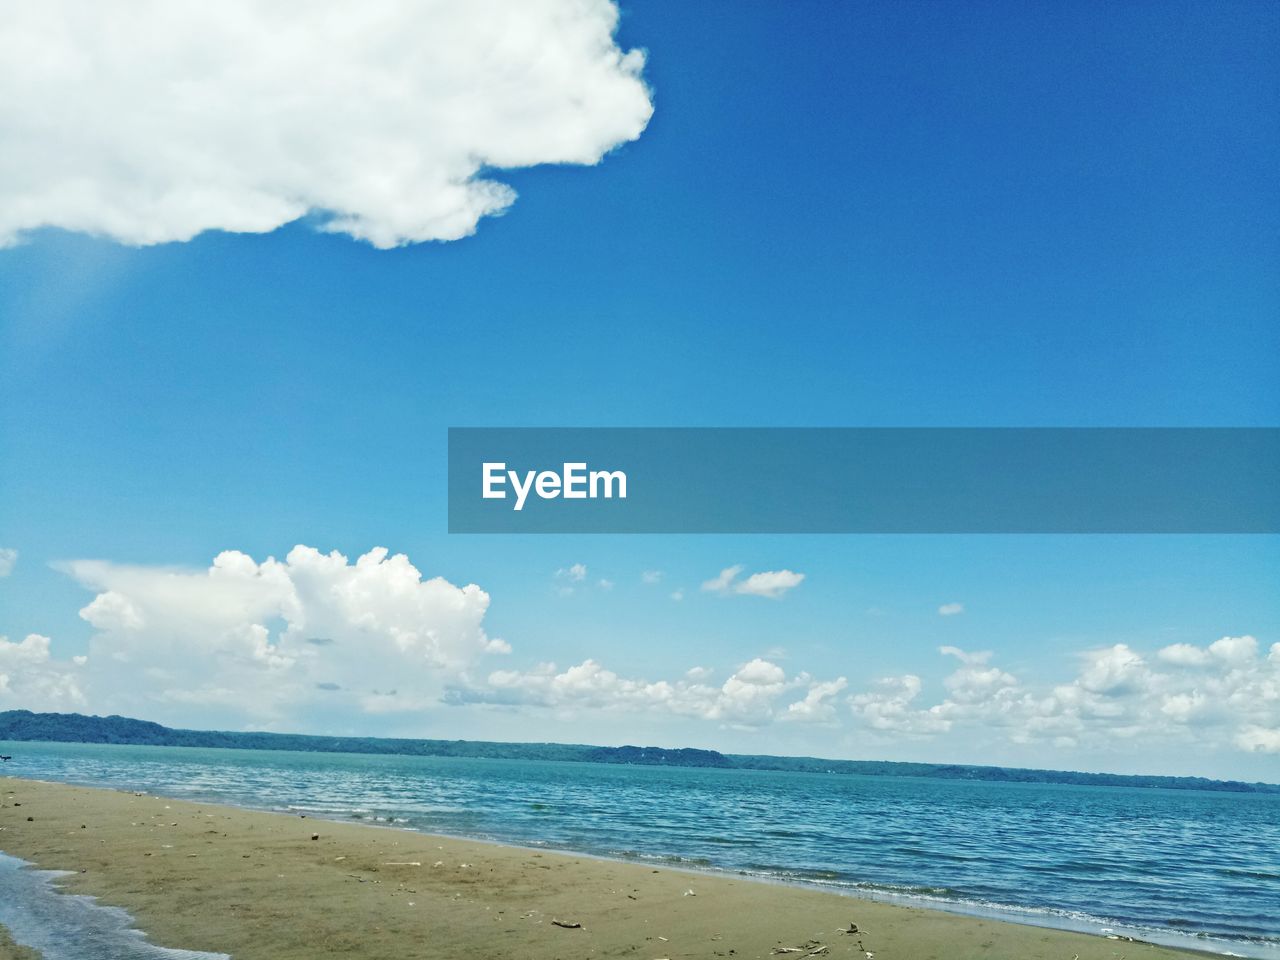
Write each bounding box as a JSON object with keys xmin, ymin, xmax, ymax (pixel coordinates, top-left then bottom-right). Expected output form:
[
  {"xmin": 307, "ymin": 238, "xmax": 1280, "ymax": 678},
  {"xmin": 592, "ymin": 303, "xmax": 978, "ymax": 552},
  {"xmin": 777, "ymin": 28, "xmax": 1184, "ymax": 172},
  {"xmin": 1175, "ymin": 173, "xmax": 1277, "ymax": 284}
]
[{"xmin": 2, "ymin": 741, "xmax": 1277, "ymax": 958}]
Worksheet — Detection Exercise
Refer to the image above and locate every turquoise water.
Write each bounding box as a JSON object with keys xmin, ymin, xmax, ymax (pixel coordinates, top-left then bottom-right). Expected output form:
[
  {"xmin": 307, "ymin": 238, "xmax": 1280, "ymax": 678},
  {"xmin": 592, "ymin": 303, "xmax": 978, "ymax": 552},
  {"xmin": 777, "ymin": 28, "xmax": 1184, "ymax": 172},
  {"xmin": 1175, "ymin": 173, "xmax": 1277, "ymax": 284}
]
[{"xmin": 3, "ymin": 741, "xmax": 1278, "ymax": 957}]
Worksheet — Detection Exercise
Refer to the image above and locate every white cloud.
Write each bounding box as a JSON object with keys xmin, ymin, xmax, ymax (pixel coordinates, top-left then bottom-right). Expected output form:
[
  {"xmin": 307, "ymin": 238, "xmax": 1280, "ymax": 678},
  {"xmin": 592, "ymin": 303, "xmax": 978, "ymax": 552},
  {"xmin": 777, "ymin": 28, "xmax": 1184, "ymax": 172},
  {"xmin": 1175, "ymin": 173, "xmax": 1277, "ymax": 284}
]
[
  {"xmin": 701, "ymin": 565, "xmax": 743, "ymax": 593},
  {"xmin": 1076, "ymin": 643, "xmax": 1148, "ymax": 695},
  {"xmin": 849, "ymin": 637, "xmax": 1279, "ymax": 758},
  {"xmin": 735, "ymin": 570, "xmax": 805, "ymax": 599},
  {"xmin": 470, "ymin": 656, "xmax": 826, "ymax": 730},
  {"xmin": 2, "ymin": 546, "xmax": 1275, "ymax": 767},
  {"xmin": 1206, "ymin": 634, "xmax": 1258, "ymax": 665},
  {"xmin": 0, "ymin": 0, "xmax": 652, "ymax": 248},
  {"xmin": 597, "ymin": 578, "xmax": 615, "ymax": 591},
  {"xmin": 669, "ymin": 589, "xmax": 685, "ymax": 602},
  {"xmin": 556, "ymin": 563, "xmax": 588, "ymax": 583},
  {"xmin": 701, "ymin": 565, "xmax": 805, "ymax": 599},
  {"xmin": 40, "ymin": 546, "xmax": 503, "ymax": 726},
  {"xmin": 1236, "ymin": 725, "xmax": 1280, "ymax": 754},
  {"xmin": 938, "ymin": 646, "xmax": 992, "ymax": 665},
  {"xmin": 641, "ymin": 570, "xmax": 664, "ymax": 585},
  {"xmin": 0, "ymin": 634, "xmax": 87, "ymax": 710},
  {"xmin": 0, "ymin": 548, "xmax": 16, "ymax": 577},
  {"xmin": 1157, "ymin": 642, "xmax": 1211, "ymax": 667},
  {"xmin": 784, "ymin": 677, "xmax": 848, "ymax": 724},
  {"xmin": 851, "ymin": 675, "xmax": 952, "ymax": 736},
  {"xmin": 938, "ymin": 602, "xmax": 964, "ymax": 616}
]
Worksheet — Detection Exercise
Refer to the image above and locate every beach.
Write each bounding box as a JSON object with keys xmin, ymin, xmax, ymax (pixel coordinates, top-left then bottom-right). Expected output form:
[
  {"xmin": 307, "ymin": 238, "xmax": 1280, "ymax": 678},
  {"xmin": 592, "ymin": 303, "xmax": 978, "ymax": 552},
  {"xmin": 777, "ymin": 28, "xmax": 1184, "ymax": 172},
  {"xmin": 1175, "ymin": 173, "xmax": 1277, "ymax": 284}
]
[{"xmin": 0, "ymin": 777, "xmax": 1202, "ymax": 960}]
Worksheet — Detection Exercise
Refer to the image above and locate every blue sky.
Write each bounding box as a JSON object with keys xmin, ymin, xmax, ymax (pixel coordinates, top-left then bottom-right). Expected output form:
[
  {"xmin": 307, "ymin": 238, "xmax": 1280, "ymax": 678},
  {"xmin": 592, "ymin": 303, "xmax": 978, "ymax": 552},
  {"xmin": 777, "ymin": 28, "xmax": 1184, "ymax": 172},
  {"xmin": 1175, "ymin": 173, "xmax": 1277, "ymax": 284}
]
[{"xmin": 0, "ymin": 1, "xmax": 1277, "ymax": 780}]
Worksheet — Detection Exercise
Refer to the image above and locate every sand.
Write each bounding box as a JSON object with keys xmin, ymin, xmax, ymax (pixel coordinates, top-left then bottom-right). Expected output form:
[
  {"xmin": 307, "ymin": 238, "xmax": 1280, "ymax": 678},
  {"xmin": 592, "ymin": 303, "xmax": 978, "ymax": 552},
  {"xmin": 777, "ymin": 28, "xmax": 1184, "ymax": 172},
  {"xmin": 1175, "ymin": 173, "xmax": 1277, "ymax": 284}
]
[{"xmin": 0, "ymin": 776, "xmax": 1203, "ymax": 960}]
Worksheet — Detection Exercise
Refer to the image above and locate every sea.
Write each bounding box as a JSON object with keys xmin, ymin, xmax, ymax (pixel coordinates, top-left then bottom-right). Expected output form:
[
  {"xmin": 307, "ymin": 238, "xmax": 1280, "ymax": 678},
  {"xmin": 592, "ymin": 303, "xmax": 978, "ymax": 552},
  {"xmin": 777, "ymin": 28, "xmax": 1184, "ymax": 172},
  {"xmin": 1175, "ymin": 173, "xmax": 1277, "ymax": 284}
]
[{"xmin": 2, "ymin": 740, "xmax": 1277, "ymax": 958}]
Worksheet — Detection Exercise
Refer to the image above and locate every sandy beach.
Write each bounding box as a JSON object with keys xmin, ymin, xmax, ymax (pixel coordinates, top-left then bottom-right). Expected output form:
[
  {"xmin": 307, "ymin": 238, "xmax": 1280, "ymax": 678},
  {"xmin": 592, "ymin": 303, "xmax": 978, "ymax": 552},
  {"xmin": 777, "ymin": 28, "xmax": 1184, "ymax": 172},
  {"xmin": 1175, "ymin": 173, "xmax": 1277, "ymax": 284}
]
[{"xmin": 0, "ymin": 777, "xmax": 1203, "ymax": 960}]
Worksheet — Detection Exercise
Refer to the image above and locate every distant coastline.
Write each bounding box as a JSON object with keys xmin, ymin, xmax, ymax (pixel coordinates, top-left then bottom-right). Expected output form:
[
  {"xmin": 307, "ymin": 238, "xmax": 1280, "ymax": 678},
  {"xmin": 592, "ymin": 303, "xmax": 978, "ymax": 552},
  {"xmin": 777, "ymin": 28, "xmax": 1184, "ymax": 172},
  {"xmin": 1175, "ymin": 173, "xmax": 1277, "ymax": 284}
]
[{"xmin": 2, "ymin": 709, "xmax": 1275, "ymax": 794}]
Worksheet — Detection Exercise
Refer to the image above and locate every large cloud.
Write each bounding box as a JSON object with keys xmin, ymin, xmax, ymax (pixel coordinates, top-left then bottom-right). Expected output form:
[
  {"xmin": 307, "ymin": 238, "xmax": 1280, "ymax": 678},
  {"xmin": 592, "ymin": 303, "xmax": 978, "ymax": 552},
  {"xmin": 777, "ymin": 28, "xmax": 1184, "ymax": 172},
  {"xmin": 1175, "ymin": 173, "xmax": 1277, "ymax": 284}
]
[
  {"xmin": 0, "ymin": 0, "xmax": 652, "ymax": 248},
  {"xmin": 51, "ymin": 546, "xmax": 505, "ymax": 726}
]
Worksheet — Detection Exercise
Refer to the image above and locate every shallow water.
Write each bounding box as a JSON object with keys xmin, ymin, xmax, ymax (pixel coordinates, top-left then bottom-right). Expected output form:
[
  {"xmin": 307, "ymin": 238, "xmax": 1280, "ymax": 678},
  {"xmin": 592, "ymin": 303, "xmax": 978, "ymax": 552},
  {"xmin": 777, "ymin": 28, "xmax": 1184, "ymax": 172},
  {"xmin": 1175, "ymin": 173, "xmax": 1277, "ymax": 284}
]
[
  {"xmin": 0, "ymin": 851, "xmax": 229, "ymax": 960},
  {"xmin": 3, "ymin": 740, "xmax": 1278, "ymax": 958}
]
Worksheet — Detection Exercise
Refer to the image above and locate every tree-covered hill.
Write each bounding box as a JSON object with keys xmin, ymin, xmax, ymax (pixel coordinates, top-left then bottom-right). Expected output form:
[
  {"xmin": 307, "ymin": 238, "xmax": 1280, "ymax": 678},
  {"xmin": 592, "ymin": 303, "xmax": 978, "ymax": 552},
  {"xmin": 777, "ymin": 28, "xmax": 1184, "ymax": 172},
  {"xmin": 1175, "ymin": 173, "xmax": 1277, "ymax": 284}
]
[{"xmin": 2, "ymin": 709, "xmax": 1275, "ymax": 794}]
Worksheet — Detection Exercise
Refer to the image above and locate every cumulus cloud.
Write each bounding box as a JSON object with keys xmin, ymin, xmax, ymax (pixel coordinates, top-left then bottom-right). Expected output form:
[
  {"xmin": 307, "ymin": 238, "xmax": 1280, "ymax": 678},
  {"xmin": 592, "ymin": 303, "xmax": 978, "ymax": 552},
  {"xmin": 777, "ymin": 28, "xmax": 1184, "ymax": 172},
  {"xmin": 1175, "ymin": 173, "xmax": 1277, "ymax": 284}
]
[
  {"xmin": 736, "ymin": 570, "xmax": 806, "ymax": 599},
  {"xmin": 1237, "ymin": 725, "xmax": 1280, "ymax": 753},
  {"xmin": 850, "ymin": 637, "xmax": 1280, "ymax": 756},
  {"xmin": 938, "ymin": 602, "xmax": 964, "ymax": 616},
  {"xmin": 2, "ymin": 546, "xmax": 1274, "ymax": 764},
  {"xmin": 1157, "ymin": 643, "xmax": 1211, "ymax": 667},
  {"xmin": 34, "ymin": 546, "xmax": 505, "ymax": 726},
  {"xmin": 439, "ymin": 633, "xmax": 1278, "ymax": 755},
  {"xmin": 0, "ymin": 634, "xmax": 87, "ymax": 711},
  {"xmin": 784, "ymin": 677, "xmax": 848, "ymax": 724},
  {"xmin": 851, "ymin": 675, "xmax": 952, "ymax": 736},
  {"xmin": 0, "ymin": 0, "xmax": 652, "ymax": 248},
  {"xmin": 0, "ymin": 548, "xmax": 16, "ymax": 577},
  {"xmin": 701, "ymin": 565, "xmax": 806, "ymax": 599},
  {"xmin": 641, "ymin": 570, "xmax": 664, "ymax": 585},
  {"xmin": 465, "ymin": 656, "xmax": 829, "ymax": 729}
]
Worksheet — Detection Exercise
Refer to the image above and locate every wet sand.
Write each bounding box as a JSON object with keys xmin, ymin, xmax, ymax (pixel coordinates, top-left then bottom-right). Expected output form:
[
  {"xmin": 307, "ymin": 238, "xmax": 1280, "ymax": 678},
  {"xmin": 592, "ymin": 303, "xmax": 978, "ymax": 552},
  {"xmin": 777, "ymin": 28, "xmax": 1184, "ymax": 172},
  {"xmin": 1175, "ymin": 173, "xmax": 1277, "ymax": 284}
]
[{"xmin": 1, "ymin": 776, "xmax": 1201, "ymax": 960}]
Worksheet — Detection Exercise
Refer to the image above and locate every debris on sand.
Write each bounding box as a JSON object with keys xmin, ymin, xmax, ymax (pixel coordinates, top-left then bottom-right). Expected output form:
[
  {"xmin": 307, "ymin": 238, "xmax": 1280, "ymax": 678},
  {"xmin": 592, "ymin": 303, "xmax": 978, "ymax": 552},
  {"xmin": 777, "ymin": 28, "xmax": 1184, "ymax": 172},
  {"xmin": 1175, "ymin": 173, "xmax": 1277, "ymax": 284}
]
[
  {"xmin": 773, "ymin": 941, "xmax": 828, "ymax": 957},
  {"xmin": 551, "ymin": 919, "xmax": 583, "ymax": 929}
]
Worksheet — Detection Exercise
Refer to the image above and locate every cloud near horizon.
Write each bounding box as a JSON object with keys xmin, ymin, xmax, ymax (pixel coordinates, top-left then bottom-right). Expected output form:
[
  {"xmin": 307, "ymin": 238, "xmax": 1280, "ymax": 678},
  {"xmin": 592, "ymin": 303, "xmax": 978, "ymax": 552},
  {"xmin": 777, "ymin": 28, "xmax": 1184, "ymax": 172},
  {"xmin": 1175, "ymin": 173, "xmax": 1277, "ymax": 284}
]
[
  {"xmin": 0, "ymin": 0, "xmax": 652, "ymax": 248},
  {"xmin": 849, "ymin": 639, "xmax": 1280, "ymax": 756},
  {"xmin": 0, "ymin": 546, "xmax": 1275, "ymax": 762},
  {"xmin": 457, "ymin": 656, "xmax": 840, "ymax": 730},
  {"xmin": 6, "ymin": 546, "xmax": 507, "ymax": 726},
  {"xmin": 447, "ymin": 634, "xmax": 1280, "ymax": 758}
]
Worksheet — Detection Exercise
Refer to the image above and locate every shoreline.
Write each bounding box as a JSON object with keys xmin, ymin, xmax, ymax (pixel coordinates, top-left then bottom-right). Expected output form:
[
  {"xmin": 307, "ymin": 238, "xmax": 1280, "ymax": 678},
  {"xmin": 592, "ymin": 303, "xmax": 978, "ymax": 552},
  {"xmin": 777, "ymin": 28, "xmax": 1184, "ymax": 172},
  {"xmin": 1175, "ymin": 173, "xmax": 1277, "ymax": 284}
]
[
  {"xmin": 2, "ymin": 765, "xmax": 1255, "ymax": 957},
  {"xmin": 0, "ymin": 776, "xmax": 1218, "ymax": 960},
  {"xmin": 0, "ymin": 925, "xmax": 40, "ymax": 960}
]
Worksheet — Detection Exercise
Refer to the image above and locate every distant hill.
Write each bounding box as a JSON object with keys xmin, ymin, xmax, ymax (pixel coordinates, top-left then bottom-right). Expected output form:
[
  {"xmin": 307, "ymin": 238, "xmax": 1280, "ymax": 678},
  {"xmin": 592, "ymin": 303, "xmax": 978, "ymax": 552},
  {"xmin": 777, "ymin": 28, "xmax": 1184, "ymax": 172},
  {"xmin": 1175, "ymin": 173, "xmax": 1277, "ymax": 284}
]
[{"xmin": 1, "ymin": 709, "xmax": 1275, "ymax": 794}]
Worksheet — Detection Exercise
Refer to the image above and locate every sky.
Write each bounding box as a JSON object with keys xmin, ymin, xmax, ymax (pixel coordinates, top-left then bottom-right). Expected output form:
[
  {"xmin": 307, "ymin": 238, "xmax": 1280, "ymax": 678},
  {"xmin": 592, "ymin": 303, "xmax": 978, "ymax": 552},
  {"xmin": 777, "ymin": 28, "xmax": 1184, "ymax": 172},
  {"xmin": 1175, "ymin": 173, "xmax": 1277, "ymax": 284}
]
[{"xmin": 0, "ymin": 0, "xmax": 1277, "ymax": 781}]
